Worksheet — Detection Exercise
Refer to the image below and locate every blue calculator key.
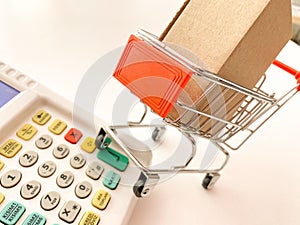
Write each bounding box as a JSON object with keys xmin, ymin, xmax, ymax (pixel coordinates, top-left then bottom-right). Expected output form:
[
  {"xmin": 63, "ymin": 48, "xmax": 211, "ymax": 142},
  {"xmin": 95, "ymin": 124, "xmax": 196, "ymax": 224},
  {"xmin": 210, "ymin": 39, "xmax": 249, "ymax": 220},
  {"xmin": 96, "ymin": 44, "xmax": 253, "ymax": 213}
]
[
  {"xmin": 0, "ymin": 201, "xmax": 26, "ymax": 225},
  {"xmin": 103, "ymin": 171, "xmax": 121, "ymax": 190},
  {"xmin": 22, "ymin": 212, "xmax": 46, "ymax": 225}
]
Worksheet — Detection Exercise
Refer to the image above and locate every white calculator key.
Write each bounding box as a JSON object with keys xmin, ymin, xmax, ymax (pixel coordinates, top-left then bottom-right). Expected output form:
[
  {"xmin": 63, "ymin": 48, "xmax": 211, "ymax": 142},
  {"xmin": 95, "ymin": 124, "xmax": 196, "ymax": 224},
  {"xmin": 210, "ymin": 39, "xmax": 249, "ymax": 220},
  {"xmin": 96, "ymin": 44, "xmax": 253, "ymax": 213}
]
[
  {"xmin": 59, "ymin": 200, "xmax": 81, "ymax": 223},
  {"xmin": 70, "ymin": 154, "xmax": 86, "ymax": 169},
  {"xmin": 75, "ymin": 181, "xmax": 92, "ymax": 199},
  {"xmin": 35, "ymin": 134, "xmax": 53, "ymax": 149},
  {"xmin": 38, "ymin": 161, "xmax": 56, "ymax": 178},
  {"xmin": 0, "ymin": 170, "xmax": 22, "ymax": 188},
  {"xmin": 20, "ymin": 180, "xmax": 41, "ymax": 200},
  {"xmin": 86, "ymin": 161, "xmax": 104, "ymax": 180},
  {"xmin": 53, "ymin": 144, "xmax": 70, "ymax": 159},
  {"xmin": 19, "ymin": 151, "xmax": 39, "ymax": 167},
  {"xmin": 40, "ymin": 191, "xmax": 61, "ymax": 211},
  {"xmin": 56, "ymin": 171, "xmax": 74, "ymax": 188}
]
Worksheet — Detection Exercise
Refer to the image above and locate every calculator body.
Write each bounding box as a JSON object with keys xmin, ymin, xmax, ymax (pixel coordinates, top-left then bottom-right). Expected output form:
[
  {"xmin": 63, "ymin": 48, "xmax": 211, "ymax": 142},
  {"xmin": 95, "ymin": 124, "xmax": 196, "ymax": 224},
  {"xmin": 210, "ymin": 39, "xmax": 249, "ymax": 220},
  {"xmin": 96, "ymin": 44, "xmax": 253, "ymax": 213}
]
[{"xmin": 0, "ymin": 62, "xmax": 138, "ymax": 225}]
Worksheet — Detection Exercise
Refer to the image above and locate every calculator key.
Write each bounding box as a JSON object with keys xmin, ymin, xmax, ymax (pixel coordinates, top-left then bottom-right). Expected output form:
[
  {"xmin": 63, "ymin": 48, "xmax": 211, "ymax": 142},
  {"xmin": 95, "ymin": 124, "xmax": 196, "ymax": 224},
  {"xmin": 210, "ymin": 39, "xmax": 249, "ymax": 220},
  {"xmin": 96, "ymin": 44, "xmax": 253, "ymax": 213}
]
[
  {"xmin": 58, "ymin": 200, "xmax": 81, "ymax": 223},
  {"xmin": 103, "ymin": 171, "xmax": 121, "ymax": 190},
  {"xmin": 97, "ymin": 147, "xmax": 129, "ymax": 172},
  {"xmin": 0, "ymin": 201, "xmax": 26, "ymax": 225},
  {"xmin": 86, "ymin": 162, "xmax": 104, "ymax": 180},
  {"xmin": 0, "ymin": 170, "xmax": 22, "ymax": 188},
  {"xmin": 20, "ymin": 180, "xmax": 41, "ymax": 200},
  {"xmin": 48, "ymin": 119, "xmax": 67, "ymax": 135},
  {"xmin": 79, "ymin": 211, "xmax": 100, "ymax": 225},
  {"xmin": 32, "ymin": 109, "xmax": 51, "ymax": 126},
  {"xmin": 0, "ymin": 192, "xmax": 5, "ymax": 204},
  {"xmin": 22, "ymin": 212, "xmax": 46, "ymax": 225},
  {"xmin": 38, "ymin": 161, "xmax": 56, "ymax": 178},
  {"xmin": 81, "ymin": 137, "xmax": 96, "ymax": 153},
  {"xmin": 64, "ymin": 128, "xmax": 83, "ymax": 144},
  {"xmin": 19, "ymin": 151, "xmax": 39, "ymax": 167},
  {"xmin": 70, "ymin": 154, "xmax": 86, "ymax": 169},
  {"xmin": 40, "ymin": 191, "xmax": 60, "ymax": 211},
  {"xmin": 0, "ymin": 160, "xmax": 4, "ymax": 171},
  {"xmin": 17, "ymin": 124, "xmax": 38, "ymax": 141},
  {"xmin": 35, "ymin": 135, "xmax": 53, "ymax": 149},
  {"xmin": 56, "ymin": 171, "xmax": 74, "ymax": 188},
  {"xmin": 75, "ymin": 181, "xmax": 92, "ymax": 199},
  {"xmin": 53, "ymin": 144, "xmax": 70, "ymax": 159},
  {"xmin": 92, "ymin": 190, "xmax": 111, "ymax": 210},
  {"xmin": 0, "ymin": 139, "xmax": 22, "ymax": 158}
]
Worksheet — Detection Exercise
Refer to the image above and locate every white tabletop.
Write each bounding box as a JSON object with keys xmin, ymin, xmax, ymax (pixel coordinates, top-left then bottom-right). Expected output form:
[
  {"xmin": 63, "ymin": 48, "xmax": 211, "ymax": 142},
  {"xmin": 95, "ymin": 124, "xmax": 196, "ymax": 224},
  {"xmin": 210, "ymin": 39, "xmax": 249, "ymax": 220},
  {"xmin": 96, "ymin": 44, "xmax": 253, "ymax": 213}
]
[{"xmin": 1, "ymin": 1, "xmax": 300, "ymax": 225}]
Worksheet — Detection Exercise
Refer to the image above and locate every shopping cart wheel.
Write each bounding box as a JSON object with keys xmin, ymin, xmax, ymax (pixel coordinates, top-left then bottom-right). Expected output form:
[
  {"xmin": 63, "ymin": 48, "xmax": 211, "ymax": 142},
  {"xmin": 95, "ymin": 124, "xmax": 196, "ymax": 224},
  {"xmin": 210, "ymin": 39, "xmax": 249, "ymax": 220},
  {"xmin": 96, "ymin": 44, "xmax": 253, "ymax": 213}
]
[
  {"xmin": 152, "ymin": 126, "xmax": 166, "ymax": 142},
  {"xmin": 133, "ymin": 172, "xmax": 160, "ymax": 198},
  {"xmin": 202, "ymin": 173, "xmax": 220, "ymax": 190}
]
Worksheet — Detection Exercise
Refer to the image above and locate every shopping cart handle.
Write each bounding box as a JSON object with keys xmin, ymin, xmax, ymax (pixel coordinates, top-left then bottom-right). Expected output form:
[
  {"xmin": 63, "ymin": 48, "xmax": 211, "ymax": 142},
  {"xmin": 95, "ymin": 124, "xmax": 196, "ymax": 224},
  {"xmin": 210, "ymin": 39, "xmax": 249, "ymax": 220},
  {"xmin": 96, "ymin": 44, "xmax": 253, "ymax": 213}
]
[{"xmin": 273, "ymin": 60, "xmax": 300, "ymax": 91}]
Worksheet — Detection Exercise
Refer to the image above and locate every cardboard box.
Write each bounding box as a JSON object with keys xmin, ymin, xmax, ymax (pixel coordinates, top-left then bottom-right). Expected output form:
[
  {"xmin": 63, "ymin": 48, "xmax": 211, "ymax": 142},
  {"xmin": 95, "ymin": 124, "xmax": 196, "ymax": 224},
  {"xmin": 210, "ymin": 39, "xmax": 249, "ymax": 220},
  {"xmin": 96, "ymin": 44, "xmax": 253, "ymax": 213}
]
[{"xmin": 162, "ymin": 0, "xmax": 292, "ymax": 136}]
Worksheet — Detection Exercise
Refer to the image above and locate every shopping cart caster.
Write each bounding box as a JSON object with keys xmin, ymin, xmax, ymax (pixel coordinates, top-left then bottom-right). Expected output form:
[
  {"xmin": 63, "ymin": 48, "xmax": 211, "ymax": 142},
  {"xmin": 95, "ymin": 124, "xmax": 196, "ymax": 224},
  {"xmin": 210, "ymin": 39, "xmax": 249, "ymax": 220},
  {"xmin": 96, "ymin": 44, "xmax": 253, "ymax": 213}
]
[
  {"xmin": 133, "ymin": 172, "xmax": 160, "ymax": 198},
  {"xmin": 152, "ymin": 126, "xmax": 166, "ymax": 142},
  {"xmin": 202, "ymin": 173, "xmax": 220, "ymax": 190}
]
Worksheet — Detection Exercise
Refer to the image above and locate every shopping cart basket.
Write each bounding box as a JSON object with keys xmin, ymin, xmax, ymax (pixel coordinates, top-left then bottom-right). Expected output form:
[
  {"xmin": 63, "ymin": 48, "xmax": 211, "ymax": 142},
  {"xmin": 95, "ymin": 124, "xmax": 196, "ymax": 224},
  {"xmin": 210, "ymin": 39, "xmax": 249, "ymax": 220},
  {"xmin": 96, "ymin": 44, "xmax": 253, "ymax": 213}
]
[{"xmin": 96, "ymin": 29, "xmax": 300, "ymax": 197}]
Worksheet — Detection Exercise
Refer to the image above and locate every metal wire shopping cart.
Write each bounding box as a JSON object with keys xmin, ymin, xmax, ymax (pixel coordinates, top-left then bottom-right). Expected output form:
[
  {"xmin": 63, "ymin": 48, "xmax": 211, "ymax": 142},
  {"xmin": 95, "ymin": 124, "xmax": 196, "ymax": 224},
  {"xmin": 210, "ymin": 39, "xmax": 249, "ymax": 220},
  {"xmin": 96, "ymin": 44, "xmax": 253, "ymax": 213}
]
[{"xmin": 96, "ymin": 29, "xmax": 300, "ymax": 197}]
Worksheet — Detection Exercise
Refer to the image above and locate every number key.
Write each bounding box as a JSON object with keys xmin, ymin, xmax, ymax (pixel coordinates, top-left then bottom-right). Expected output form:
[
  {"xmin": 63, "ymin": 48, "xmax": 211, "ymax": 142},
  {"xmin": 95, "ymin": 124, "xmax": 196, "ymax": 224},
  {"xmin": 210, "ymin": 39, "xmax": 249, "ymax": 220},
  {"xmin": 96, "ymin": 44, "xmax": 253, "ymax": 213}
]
[
  {"xmin": 70, "ymin": 154, "xmax": 86, "ymax": 169},
  {"xmin": 20, "ymin": 180, "xmax": 41, "ymax": 200},
  {"xmin": 19, "ymin": 151, "xmax": 38, "ymax": 167},
  {"xmin": 56, "ymin": 171, "xmax": 74, "ymax": 188},
  {"xmin": 0, "ymin": 170, "xmax": 22, "ymax": 188},
  {"xmin": 40, "ymin": 191, "xmax": 60, "ymax": 211},
  {"xmin": 38, "ymin": 161, "xmax": 56, "ymax": 178},
  {"xmin": 35, "ymin": 135, "xmax": 53, "ymax": 149},
  {"xmin": 75, "ymin": 181, "xmax": 92, "ymax": 199},
  {"xmin": 53, "ymin": 144, "xmax": 70, "ymax": 159}
]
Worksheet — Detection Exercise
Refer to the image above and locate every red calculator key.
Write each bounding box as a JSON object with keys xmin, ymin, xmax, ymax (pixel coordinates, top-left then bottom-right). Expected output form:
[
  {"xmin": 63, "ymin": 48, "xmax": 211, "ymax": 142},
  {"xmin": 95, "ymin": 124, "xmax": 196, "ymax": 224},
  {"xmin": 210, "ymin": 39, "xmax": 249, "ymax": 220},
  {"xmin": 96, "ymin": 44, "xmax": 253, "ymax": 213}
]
[{"xmin": 64, "ymin": 128, "xmax": 83, "ymax": 144}]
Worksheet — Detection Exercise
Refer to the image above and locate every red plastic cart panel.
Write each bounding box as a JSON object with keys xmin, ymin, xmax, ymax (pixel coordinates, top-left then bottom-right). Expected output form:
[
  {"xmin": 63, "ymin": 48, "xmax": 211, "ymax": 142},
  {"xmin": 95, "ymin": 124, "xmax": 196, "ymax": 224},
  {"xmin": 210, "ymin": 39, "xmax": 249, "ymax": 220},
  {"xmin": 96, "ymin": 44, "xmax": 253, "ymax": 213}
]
[{"xmin": 113, "ymin": 35, "xmax": 194, "ymax": 118}]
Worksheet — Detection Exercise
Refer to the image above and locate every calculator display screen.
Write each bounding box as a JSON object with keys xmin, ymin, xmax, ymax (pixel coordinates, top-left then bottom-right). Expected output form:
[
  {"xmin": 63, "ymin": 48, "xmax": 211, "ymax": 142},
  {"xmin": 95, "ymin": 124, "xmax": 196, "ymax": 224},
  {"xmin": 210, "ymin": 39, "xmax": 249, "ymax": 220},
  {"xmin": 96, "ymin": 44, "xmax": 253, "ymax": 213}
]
[{"xmin": 0, "ymin": 80, "xmax": 19, "ymax": 108}]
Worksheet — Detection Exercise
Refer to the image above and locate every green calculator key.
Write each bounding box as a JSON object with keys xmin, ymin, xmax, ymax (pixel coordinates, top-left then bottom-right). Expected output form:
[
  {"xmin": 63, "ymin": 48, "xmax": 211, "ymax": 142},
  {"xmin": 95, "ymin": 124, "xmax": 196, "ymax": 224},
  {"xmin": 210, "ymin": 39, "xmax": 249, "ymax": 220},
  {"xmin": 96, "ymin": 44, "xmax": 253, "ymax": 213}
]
[
  {"xmin": 22, "ymin": 212, "xmax": 46, "ymax": 225},
  {"xmin": 0, "ymin": 201, "xmax": 26, "ymax": 225},
  {"xmin": 103, "ymin": 171, "xmax": 121, "ymax": 190},
  {"xmin": 97, "ymin": 147, "xmax": 129, "ymax": 172}
]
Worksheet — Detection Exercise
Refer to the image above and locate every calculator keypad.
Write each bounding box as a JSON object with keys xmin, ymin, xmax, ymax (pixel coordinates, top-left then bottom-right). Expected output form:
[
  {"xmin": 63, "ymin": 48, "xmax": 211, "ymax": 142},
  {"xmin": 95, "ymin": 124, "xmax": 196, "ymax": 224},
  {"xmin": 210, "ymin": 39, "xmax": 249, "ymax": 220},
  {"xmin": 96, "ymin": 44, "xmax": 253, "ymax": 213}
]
[{"xmin": 0, "ymin": 108, "xmax": 132, "ymax": 224}]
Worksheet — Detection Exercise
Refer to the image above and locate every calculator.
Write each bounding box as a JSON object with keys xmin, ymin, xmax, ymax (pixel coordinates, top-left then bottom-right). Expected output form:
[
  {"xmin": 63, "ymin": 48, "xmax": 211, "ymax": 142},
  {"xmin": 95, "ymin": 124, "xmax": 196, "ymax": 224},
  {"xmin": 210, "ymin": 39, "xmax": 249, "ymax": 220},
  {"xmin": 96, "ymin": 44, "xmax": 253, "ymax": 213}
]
[{"xmin": 0, "ymin": 61, "xmax": 140, "ymax": 225}]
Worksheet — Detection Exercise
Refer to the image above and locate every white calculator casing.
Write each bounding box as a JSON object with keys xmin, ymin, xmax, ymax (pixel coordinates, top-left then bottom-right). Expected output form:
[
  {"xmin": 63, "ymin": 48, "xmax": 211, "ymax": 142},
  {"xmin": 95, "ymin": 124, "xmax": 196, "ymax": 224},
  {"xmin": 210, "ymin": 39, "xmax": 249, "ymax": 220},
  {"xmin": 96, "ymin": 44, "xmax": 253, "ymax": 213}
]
[{"xmin": 0, "ymin": 62, "xmax": 138, "ymax": 225}]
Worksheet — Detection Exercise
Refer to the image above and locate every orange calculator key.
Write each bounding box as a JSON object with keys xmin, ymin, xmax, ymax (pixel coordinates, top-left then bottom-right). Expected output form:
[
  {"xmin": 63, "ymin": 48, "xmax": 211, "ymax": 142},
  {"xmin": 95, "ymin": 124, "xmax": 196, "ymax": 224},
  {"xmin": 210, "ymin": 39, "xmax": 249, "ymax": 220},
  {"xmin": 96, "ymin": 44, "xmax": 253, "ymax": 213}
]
[{"xmin": 64, "ymin": 128, "xmax": 83, "ymax": 144}]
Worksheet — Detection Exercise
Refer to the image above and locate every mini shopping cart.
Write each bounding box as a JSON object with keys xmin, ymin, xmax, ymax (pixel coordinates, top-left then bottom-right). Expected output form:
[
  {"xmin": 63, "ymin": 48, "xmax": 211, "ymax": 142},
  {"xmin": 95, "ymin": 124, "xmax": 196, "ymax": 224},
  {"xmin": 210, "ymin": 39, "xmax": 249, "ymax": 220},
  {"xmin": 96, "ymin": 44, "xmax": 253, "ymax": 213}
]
[{"xmin": 96, "ymin": 29, "xmax": 300, "ymax": 197}]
